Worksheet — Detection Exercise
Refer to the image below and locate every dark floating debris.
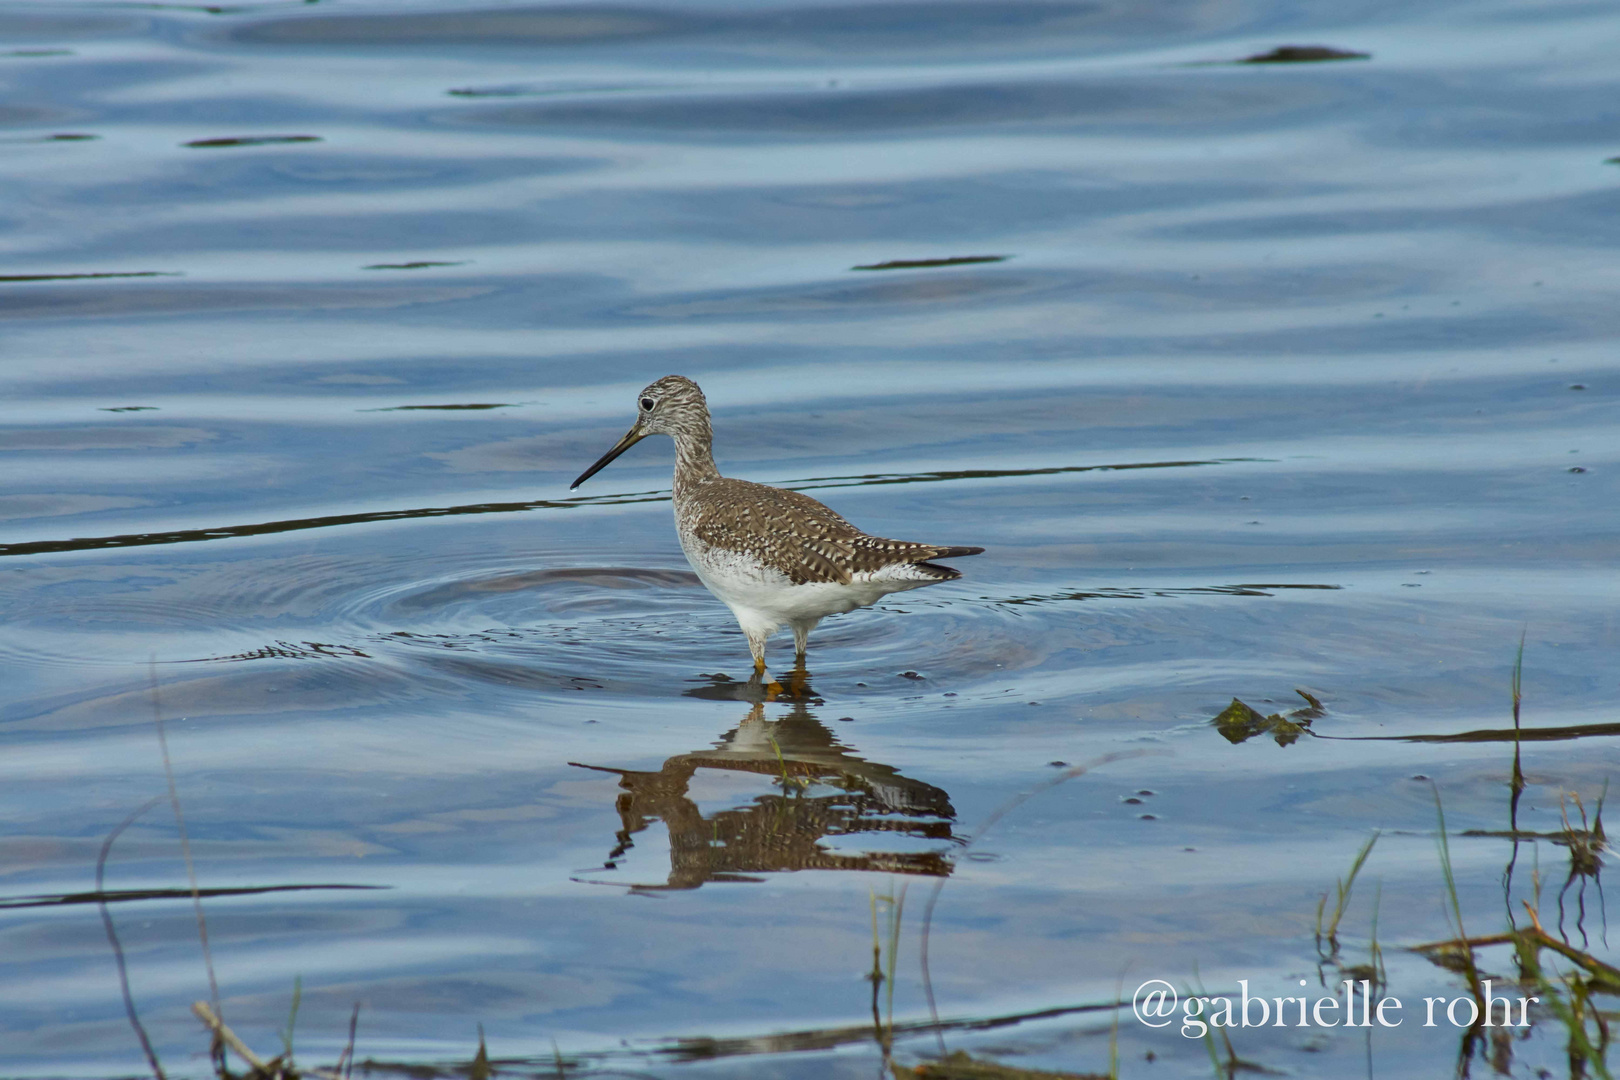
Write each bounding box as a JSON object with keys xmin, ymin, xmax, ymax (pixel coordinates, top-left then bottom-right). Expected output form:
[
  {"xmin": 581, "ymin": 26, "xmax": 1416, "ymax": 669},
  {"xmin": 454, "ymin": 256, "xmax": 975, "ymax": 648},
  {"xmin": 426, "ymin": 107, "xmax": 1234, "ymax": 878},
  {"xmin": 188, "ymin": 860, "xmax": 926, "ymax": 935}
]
[
  {"xmin": 1, "ymin": 133, "xmax": 100, "ymax": 144},
  {"xmin": 448, "ymin": 86, "xmax": 530, "ymax": 97},
  {"xmin": 1569, "ymin": 466, "xmax": 1587, "ymax": 473},
  {"xmin": 853, "ymin": 255, "xmax": 1009, "ymax": 271},
  {"xmin": 99, "ymin": 406, "xmax": 158, "ymax": 413},
  {"xmin": 1215, "ymin": 699, "xmax": 1295, "ymax": 744},
  {"xmin": 0, "ymin": 271, "xmax": 179, "ymax": 283},
  {"xmin": 367, "ymin": 403, "xmax": 515, "ymax": 412},
  {"xmin": 1213, "ymin": 689, "xmax": 1324, "ymax": 747},
  {"xmin": 1605, "ymin": 156, "xmax": 1619, "ymax": 164},
  {"xmin": 1242, "ymin": 45, "xmax": 1371, "ymax": 63},
  {"xmin": 363, "ymin": 260, "xmax": 468, "ymax": 270},
  {"xmin": 899, "ymin": 670, "xmax": 925, "ymax": 680},
  {"xmin": 1570, "ymin": 384, "xmax": 1587, "ymax": 390},
  {"xmin": 184, "ymin": 134, "xmax": 323, "ymax": 148},
  {"xmin": 448, "ymin": 82, "xmax": 678, "ymax": 98}
]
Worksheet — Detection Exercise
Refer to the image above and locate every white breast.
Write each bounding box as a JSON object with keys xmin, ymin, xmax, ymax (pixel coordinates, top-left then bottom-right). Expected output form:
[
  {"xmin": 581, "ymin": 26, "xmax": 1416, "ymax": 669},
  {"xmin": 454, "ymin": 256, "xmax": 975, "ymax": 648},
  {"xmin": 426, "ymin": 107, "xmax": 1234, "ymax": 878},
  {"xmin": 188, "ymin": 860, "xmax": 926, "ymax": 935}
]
[{"xmin": 679, "ymin": 532, "xmax": 935, "ymax": 639}]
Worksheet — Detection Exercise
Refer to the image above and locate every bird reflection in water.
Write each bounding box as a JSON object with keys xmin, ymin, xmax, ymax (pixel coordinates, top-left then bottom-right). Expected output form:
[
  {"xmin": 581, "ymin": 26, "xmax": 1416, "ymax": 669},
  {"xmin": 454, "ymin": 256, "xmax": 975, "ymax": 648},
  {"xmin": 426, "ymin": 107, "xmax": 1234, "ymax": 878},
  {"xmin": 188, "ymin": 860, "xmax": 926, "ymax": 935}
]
[{"xmin": 569, "ymin": 673, "xmax": 957, "ymax": 892}]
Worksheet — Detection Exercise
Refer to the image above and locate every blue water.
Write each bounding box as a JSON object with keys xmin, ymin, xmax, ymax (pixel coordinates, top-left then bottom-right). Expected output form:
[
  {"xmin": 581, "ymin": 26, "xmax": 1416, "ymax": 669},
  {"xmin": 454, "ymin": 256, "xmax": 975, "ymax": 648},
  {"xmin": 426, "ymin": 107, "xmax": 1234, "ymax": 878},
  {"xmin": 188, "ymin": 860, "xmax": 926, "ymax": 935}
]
[{"xmin": 1, "ymin": 0, "xmax": 1617, "ymax": 1076}]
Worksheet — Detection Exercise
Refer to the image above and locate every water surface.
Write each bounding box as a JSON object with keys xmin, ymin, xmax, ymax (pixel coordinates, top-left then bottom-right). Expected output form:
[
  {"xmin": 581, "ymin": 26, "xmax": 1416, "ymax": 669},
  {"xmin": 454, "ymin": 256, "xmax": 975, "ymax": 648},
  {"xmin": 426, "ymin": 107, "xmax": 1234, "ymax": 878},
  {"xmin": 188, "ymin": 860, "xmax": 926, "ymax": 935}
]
[{"xmin": 1, "ymin": 0, "xmax": 1618, "ymax": 1076}]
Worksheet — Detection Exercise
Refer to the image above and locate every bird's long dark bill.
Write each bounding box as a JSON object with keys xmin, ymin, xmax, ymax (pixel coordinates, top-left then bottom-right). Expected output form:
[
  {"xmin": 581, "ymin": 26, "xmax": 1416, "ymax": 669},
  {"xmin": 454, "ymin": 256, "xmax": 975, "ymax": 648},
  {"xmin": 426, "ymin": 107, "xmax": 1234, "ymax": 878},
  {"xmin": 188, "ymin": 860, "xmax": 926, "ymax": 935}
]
[{"xmin": 570, "ymin": 425, "xmax": 646, "ymax": 489}]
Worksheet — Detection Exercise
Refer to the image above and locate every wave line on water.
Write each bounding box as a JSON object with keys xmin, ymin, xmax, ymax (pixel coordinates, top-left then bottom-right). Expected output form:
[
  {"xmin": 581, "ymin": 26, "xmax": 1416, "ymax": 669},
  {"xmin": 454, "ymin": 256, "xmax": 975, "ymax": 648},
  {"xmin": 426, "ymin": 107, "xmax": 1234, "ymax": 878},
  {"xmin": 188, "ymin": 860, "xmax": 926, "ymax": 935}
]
[
  {"xmin": 985, "ymin": 583, "xmax": 1343, "ymax": 607},
  {"xmin": 0, "ymin": 457, "xmax": 1246, "ymax": 558},
  {"xmin": 791, "ymin": 457, "xmax": 1262, "ymax": 491},
  {"xmin": 1320, "ymin": 721, "xmax": 1620, "ymax": 744},
  {"xmin": 0, "ymin": 882, "xmax": 388, "ymax": 910},
  {"xmin": 0, "ymin": 492, "xmax": 666, "ymax": 558}
]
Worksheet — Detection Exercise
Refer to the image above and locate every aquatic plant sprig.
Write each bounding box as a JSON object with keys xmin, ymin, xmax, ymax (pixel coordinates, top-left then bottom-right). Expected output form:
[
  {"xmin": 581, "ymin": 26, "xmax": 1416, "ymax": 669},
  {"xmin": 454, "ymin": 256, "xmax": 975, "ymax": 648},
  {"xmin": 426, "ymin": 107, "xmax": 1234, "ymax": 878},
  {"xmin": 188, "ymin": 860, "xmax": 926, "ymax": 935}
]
[
  {"xmin": 1315, "ymin": 829, "xmax": 1380, "ymax": 961},
  {"xmin": 868, "ymin": 882, "xmax": 907, "ymax": 1067},
  {"xmin": 97, "ymin": 796, "xmax": 170, "ymax": 1080},
  {"xmin": 151, "ymin": 664, "xmax": 220, "ymax": 1025},
  {"xmin": 1433, "ymin": 786, "xmax": 1482, "ymax": 997},
  {"xmin": 280, "ymin": 977, "xmax": 302, "ymax": 1061}
]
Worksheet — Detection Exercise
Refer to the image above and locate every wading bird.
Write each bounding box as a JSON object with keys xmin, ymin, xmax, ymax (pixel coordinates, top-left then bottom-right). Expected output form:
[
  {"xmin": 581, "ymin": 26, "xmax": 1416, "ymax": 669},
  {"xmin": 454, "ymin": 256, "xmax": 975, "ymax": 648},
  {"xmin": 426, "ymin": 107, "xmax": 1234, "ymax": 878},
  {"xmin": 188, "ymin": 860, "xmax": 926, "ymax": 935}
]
[{"xmin": 571, "ymin": 376, "xmax": 983, "ymax": 674}]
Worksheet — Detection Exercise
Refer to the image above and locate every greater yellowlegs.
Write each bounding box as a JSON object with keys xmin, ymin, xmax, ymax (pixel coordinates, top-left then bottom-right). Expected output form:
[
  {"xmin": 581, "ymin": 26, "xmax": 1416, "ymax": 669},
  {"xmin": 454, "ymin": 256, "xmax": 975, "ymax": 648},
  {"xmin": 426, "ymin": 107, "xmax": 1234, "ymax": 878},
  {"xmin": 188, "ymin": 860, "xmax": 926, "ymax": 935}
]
[{"xmin": 571, "ymin": 376, "xmax": 983, "ymax": 673}]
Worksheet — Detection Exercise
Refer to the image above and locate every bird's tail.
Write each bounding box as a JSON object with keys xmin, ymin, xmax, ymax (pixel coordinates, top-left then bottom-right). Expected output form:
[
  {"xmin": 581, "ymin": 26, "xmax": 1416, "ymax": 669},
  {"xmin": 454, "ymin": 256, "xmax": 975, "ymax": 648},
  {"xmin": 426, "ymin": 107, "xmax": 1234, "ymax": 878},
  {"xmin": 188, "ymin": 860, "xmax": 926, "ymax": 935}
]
[{"xmin": 930, "ymin": 545, "xmax": 985, "ymax": 559}]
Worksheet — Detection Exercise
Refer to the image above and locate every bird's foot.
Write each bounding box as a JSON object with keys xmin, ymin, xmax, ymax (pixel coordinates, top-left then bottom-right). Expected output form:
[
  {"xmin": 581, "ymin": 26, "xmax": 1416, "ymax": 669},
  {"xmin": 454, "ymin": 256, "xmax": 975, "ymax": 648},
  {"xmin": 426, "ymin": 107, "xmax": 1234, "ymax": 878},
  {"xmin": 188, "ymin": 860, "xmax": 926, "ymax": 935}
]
[{"xmin": 751, "ymin": 655, "xmax": 786, "ymax": 698}]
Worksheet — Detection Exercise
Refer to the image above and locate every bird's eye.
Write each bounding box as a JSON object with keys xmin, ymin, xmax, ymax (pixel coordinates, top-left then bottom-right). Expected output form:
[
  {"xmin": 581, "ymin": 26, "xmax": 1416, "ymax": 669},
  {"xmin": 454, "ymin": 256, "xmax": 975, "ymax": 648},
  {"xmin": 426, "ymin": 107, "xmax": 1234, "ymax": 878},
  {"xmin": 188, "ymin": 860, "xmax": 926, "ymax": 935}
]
[{"xmin": 640, "ymin": 397, "xmax": 655, "ymax": 411}]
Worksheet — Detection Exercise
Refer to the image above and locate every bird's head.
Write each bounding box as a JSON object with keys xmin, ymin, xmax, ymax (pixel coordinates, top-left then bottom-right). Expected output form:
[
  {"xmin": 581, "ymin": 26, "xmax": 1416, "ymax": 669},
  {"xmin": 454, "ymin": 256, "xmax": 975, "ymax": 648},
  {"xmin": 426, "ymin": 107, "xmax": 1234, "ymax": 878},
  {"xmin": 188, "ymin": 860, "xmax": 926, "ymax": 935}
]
[{"xmin": 571, "ymin": 375, "xmax": 710, "ymax": 489}]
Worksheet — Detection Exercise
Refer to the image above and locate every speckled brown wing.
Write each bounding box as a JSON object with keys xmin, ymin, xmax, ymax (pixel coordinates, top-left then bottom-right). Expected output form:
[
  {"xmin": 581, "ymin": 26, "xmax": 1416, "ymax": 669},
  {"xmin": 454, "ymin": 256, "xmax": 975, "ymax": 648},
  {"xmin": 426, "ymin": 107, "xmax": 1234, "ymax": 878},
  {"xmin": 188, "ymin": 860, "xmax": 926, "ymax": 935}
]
[{"xmin": 684, "ymin": 478, "xmax": 980, "ymax": 585}]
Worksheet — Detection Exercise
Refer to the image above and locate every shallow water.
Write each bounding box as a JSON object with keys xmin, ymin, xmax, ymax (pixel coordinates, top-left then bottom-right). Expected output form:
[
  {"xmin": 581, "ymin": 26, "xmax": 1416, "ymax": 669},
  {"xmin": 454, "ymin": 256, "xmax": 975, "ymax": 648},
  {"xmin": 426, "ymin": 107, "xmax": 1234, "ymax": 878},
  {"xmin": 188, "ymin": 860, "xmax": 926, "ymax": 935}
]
[{"xmin": 1, "ymin": 0, "xmax": 1618, "ymax": 1076}]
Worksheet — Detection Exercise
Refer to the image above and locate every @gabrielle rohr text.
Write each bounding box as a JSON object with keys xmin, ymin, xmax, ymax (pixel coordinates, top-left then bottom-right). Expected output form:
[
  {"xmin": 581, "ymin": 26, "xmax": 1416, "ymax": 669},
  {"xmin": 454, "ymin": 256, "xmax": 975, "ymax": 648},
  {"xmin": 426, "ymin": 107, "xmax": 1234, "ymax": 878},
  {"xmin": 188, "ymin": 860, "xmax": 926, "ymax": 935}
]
[{"xmin": 1133, "ymin": 979, "xmax": 1539, "ymax": 1038}]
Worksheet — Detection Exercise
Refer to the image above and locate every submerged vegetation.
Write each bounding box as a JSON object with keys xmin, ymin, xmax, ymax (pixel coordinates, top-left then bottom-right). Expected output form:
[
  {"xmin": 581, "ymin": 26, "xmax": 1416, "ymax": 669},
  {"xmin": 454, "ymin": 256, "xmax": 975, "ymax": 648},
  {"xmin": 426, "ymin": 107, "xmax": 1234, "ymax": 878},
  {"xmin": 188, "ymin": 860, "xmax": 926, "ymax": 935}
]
[
  {"xmin": 1411, "ymin": 781, "xmax": 1615, "ymax": 1079},
  {"xmin": 1199, "ymin": 646, "xmax": 1615, "ymax": 1077}
]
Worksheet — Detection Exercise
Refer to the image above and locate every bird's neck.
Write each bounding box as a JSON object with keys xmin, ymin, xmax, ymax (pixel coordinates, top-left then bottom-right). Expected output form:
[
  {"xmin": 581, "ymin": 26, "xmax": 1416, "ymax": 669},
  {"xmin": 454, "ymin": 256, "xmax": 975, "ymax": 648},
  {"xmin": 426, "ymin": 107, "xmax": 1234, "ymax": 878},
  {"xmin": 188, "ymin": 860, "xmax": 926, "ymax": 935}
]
[{"xmin": 672, "ymin": 427, "xmax": 721, "ymax": 491}]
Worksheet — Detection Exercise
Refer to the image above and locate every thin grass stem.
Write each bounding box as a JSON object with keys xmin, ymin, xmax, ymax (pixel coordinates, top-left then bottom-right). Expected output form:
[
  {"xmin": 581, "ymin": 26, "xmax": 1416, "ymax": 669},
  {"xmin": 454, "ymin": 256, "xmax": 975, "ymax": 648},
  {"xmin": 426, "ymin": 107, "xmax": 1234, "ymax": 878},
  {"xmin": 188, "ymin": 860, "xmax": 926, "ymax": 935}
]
[
  {"xmin": 98, "ymin": 795, "xmax": 169, "ymax": 1080},
  {"xmin": 150, "ymin": 664, "xmax": 220, "ymax": 1019}
]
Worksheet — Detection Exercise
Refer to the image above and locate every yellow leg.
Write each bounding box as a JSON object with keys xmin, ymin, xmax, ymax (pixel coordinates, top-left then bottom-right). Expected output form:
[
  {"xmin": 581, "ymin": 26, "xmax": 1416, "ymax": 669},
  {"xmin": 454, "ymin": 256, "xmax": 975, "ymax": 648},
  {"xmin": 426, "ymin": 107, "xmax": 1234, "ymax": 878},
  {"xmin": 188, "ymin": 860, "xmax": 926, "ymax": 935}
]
[
  {"xmin": 750, "ymin": 638, "xmax": 782, "ymax": 697},
  {"xmin": 751, "ymin": 654, "xmax": 785, "ymax": 698}
]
